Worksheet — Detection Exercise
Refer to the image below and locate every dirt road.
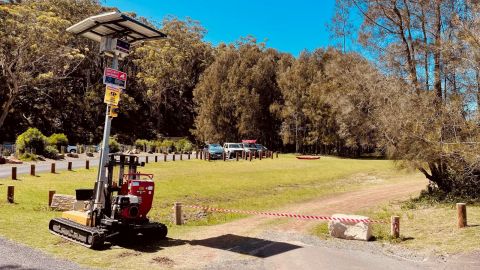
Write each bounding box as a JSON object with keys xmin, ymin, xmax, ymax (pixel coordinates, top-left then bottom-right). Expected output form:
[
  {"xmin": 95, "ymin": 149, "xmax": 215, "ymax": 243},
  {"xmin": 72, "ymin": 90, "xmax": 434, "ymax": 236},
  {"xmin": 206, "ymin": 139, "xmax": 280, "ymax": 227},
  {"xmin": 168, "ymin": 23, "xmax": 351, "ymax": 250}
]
[{"xmin": 149, "ymin": 177, "xmax": 478, "ymax": 270}]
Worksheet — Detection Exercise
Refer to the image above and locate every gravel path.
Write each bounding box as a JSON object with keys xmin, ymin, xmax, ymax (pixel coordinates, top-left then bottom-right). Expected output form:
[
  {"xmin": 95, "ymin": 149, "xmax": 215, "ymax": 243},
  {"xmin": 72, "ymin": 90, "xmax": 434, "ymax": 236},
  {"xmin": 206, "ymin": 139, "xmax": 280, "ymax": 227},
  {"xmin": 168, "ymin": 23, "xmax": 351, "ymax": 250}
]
[{"xmin": 0, "ymin": 237, "xmax": 93, "ymax": 270}]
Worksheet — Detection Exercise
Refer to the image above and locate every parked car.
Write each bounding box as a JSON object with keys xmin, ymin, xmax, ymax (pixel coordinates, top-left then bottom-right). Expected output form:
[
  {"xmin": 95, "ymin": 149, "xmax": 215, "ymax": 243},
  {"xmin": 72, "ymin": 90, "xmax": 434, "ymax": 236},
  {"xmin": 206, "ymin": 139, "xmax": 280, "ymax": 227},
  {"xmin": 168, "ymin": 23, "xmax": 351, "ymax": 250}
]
[
  {"xmin": 223, "ymin": 143, "xmax": 244, "ymax": 158},
  {"xmin": 242, "ymin": 143, "xmax": 258, "ymax": 153},
  {"xmin": 256, "ymin": 144, "xmax": 268, "ymax": 152},
  {"xmin": 67, "ymin": 145, "xmax": 78, "ymax": 153},
  {"xmin": 204, "ymin": 144, "xmax": 224, "ymax": 160}
]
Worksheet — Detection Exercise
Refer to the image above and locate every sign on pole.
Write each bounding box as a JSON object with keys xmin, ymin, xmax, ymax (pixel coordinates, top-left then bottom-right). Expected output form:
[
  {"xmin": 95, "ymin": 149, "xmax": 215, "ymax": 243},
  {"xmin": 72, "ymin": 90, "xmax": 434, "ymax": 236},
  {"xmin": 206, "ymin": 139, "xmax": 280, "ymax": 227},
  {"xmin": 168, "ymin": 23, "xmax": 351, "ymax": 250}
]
[
  {"xmin": 104, "ymin": 85, "xmax": 121, "ymax": 106},
  {"xmin": 103, "ymin": 68, "xmax": 127, "ymax": 89}
]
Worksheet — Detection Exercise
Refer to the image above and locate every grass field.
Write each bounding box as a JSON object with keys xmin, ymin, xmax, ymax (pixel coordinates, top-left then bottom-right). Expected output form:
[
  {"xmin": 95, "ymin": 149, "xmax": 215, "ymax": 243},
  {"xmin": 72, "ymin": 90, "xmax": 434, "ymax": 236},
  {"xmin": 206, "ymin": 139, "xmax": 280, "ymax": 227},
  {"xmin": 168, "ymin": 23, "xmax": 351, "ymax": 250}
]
[
  {"xmin": 0, "ymin": 154, "xmax": 413, "ymax": 268},
  {"xmin": 312, "ymin": 199, "xmax": 480, "ymax": 254}
]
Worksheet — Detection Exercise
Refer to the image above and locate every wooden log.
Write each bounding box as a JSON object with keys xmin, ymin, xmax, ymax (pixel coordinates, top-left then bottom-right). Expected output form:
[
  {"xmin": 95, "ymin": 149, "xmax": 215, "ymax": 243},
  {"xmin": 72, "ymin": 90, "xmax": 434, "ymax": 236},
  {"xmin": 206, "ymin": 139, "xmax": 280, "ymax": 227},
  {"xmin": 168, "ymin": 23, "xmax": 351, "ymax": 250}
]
[
  {"xmin": 7, "ymin": 186, "xmax": 14, "ymax": 203},
  {"xmin": 51, "ymin": 163, "xmax": 56, "ymax": 173},
  {"xmin": 85, "ymin": 160, "xmax": 90, "ymax": 169},
  {"xmin": 30, "ymin": 164, "xmax": 35, "ymax": 176},
  {"xmin": 174, "ymin": 202, "xmax": 183, "ymax": 225},
  {"xmin": 457, "ymin": 203, "xmax": 467, "ymax": 228},
  {"xmin": 391, "ymin": 216, "xmax": 400, "ymax": 238},
  {"xmin": 68, "ymin": 161, "xmax": 72, "ymax": 171},
  {"xmin": 48, "ymin": 190, "xmax": 56, "ymax": 207},
  {"xmin": 11, "ymin": 167, "xmax": 17, "ymax": 180}
]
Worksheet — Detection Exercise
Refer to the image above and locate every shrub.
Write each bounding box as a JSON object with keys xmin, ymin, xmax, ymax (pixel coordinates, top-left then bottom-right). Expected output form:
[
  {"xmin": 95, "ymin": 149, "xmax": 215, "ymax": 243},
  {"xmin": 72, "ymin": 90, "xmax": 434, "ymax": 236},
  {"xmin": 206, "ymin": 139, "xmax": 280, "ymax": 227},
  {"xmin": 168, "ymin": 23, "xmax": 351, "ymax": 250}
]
[
  {"xmin": 16, "ymin": 128, "xmax": 47, "ymax": 155},
  {"xmin": 175, "ymin": 138, "xmax": 193, "ymax": 153},
  {"xmin": 135, "ymin": 139, "xmax": 149, "ymax": 152},
  {"xmin": 20, "ymin": 152, "xmax": 38, "ymax": 161},
  {"xmin": 109, "ymin": 137, "xmax": 121, "ymax": 153},
  {"xmin": 161, "ymin": 139, "xmax": 174, "ymax": 153},
  {"xmin": 44, "ymin": 145, "xmax": 60, "ymax": 159},
  {"xmin": 47, "ymin": 133, "xmax": 68, "ymax": 150}
]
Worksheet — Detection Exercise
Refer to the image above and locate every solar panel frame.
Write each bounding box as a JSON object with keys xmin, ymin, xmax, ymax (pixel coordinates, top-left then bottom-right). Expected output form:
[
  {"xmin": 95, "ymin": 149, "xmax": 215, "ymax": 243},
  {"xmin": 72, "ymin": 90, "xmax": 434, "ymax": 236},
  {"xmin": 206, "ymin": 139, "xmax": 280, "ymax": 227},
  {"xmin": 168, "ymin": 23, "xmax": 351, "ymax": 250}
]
[{"xmin": 66, "ymin": 11, "xmax": 166, "ymax": 43}]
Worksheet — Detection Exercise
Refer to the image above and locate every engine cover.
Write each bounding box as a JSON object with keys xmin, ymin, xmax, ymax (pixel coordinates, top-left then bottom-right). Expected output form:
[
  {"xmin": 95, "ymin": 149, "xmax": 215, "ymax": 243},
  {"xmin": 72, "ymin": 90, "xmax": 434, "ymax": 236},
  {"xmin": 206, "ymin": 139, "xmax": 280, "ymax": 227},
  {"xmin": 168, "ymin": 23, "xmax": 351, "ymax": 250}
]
[{"xmin": 127, "ymin": 180, "xmax": 154, "ymax": 219}]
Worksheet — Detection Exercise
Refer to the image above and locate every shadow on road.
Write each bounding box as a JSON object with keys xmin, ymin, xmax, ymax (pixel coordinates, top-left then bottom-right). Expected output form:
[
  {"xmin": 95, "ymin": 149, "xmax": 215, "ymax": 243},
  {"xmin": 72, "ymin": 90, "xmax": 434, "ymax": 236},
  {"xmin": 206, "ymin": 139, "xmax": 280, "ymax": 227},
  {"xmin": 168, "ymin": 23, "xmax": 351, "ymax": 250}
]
[
  {"xmin": 190, "ymin": 234, "xmax": 302, "ymax": 258},
  {"xmin": 111, "ymin": 234, "xmax": 301, "ymax": 258},
  {"xmin": 0, "ymin": 264, "xmax": 38, "ymax": 270}
]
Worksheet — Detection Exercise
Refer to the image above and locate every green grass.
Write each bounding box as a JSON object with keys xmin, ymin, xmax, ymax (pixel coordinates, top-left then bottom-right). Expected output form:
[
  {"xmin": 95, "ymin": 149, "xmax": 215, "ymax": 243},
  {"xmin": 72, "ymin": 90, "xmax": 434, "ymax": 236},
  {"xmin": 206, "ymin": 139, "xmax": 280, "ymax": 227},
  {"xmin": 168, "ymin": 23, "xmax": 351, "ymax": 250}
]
[
  {"xmin": 312, "ymin": 199, "xmax": 480, "ymax": 254},
  {"xmin": 0, "ymin": 154, "xmax": 411, "ymax": 268}
]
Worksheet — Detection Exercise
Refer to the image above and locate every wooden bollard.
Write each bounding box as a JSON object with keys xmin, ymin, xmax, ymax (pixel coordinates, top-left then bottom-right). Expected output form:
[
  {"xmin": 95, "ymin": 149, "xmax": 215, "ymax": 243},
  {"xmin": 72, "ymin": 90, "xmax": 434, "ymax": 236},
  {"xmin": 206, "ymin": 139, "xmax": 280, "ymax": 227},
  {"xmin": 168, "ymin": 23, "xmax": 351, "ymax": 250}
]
[
  {"xmin": 259, "ymin": 151, "xmax": 262, "ymax": 160},
  {"xmin": 85, "ymin": 160, "xmax": 90, "ymax": 169},
  {"xmin": 188, "ymin": 153, "xmax": 191, "ymax": 160},
  {"xmin": 68, "ymin": 161, "xmax": 72, "ymax": 171},
  {"xmin": 223, "ymin": 152, "xmax": 226, "ymax": 161},
  {"xmin": 11, "ymin": 167, "xmax": 17, "ymax": 180},
  {"xmin": 30, "ymin": 164, "xmax": 35, "ymax": 176},
  {"xmin": 48, "ymin": 190, "xmax": 56, "ymax": 207},
  {"xmin": 51, "ymin": 163, "xmax": 55, "ymax": 173},
  {"xmin": 236, "ymin": 152, "xmax": 239, "ymax": 161},
  {"xmin": 195, "ymin": 151, "xmax": 198, "ymax": 159},
  {"xmin": 155, "ymin": 155, "xmax": 158, "ymax": 162},
  {"xmin": 174, "ymin": 202, "xmax": 183, "ymax": 225},
  {"xmin": 164, "ymin": 153, "xmax": 167, "ymax": 162},
  {"xmin": 7, "ymin": 186, "xmax": 14, "ymax": 203},
  {"xmin": 457, "ymin": 203, "xmax": 467, "ymax": 228},
  {"xmin": 276, "ymin": 152, "xmax": 279, "ymax": 158},
  {"xmin": 391, "ymin": 216, "xmax": 400, "ymax": 239},
  {"xmin": 249, "ymin": 151, "xmax": 252, "ymax": 161},
  {"xmin": 146, "ymin": 156, "xmax": 149, "ymax": 163},
  {"xmin": 180, "ymin": 153, "xmax": 183, "ymax": 161},
  {"xmin": 173, "ymin": 154, "xmax": 176, "ymax": 161},
  {"xmin": 271, "ymin": 151, "xmax": 273, "ymax": 159},
  {"xmin": 199, "ymin": 150, "xmax": 203, "ymax": 160}
]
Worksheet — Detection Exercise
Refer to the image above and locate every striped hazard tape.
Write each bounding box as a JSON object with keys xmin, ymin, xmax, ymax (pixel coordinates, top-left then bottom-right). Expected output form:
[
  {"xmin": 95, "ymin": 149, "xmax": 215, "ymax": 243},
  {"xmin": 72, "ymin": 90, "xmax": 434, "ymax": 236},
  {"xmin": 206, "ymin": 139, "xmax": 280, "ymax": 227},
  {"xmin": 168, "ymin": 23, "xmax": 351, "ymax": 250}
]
[{"xmin": 183, "ymin": 204, "xmax": 387, "ymax": 224}]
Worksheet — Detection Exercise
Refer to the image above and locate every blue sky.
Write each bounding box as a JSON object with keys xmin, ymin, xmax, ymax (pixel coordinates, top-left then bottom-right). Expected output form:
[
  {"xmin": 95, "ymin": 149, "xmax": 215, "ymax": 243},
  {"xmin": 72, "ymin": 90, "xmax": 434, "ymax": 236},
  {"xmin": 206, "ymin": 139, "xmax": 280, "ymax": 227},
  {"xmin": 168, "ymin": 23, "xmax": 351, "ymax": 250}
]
[{"xmin": 102, "ymin": 0, "xmax": 343, "ymax": 56}]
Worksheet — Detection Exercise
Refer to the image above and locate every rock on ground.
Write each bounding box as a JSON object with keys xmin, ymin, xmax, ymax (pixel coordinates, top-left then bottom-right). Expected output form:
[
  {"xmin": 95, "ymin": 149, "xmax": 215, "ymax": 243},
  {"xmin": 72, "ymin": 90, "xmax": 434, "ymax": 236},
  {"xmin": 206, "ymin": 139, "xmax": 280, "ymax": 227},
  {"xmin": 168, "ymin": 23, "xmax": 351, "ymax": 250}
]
[{"xmin": 328, "ymin": 214, "xmax": 372, "ymax": 241}]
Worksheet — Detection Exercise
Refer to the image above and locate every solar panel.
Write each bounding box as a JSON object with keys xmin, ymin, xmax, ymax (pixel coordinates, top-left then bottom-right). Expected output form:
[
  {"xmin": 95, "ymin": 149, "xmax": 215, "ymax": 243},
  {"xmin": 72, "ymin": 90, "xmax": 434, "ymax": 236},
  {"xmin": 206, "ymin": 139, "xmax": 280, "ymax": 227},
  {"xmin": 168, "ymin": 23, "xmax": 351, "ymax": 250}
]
[{"xmin": 66, "ymin": 11, "xmax": 166, "ymax": 44}]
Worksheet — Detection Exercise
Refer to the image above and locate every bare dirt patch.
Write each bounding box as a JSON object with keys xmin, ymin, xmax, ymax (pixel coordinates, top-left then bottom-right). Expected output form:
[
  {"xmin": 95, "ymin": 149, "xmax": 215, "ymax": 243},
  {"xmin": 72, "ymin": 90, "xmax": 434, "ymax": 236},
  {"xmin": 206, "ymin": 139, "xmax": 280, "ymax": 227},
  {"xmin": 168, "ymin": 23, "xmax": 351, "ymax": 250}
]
[{"xmin": 152, "ymin": 256, "xmax": 175, "ymax": 268}]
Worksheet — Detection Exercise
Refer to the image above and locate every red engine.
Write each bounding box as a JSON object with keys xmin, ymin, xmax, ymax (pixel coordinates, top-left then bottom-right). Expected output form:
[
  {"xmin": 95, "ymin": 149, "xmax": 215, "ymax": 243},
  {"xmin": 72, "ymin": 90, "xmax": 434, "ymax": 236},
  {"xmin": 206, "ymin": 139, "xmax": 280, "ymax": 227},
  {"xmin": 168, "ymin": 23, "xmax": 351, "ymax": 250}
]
[{"xmin": 113, "ymin": 174, "xmax": 155, "ymax": 220}]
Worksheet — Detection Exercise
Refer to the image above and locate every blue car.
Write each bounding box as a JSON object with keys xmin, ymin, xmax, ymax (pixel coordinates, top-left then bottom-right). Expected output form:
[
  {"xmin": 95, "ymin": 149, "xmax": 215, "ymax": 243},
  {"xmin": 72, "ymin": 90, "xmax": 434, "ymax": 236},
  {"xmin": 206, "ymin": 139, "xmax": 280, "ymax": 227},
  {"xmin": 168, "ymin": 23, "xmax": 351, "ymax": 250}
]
[{"xmin": 204, "ymin": 144, "xmax": 224, "ymax": 160}]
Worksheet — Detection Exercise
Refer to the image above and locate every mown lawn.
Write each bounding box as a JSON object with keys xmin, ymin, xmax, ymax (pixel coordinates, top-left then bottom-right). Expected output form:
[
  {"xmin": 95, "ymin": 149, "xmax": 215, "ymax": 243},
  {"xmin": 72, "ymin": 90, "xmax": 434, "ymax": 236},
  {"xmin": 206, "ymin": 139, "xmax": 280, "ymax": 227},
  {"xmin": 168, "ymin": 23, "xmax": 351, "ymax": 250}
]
[{"xmin": 0, "ymin": 154, "xmax": 411, "ymax": 268}]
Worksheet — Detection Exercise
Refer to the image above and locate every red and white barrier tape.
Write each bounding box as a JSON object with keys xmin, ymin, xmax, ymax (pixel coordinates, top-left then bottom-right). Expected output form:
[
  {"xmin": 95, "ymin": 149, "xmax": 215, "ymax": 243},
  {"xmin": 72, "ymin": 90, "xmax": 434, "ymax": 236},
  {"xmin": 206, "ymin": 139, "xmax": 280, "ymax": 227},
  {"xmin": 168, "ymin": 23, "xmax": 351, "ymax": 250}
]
[{"xmin": 182, "ymin": 204, "xmax": 387, "ymax": 224}]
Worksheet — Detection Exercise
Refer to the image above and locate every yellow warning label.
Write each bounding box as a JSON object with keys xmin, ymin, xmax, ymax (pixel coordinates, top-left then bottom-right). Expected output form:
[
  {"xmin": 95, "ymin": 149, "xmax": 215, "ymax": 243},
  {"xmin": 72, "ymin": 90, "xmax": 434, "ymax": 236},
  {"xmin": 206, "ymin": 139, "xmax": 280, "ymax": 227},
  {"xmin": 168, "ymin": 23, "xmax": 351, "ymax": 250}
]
[
  {"xmin": 104, "ymin": 85, "xmax": 121, "ymax": 105},
  {"xmin": 109, "ymin": 105, "xmax": 118, "ymax": 118}
]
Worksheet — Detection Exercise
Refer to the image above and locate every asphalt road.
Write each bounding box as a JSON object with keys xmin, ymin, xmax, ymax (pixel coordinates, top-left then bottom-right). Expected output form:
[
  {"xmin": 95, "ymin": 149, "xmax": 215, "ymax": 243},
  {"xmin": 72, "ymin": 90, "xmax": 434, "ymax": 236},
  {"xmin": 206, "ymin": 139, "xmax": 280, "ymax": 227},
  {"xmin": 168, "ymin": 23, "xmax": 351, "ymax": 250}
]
[
  {"xmin": 0, "ymin": 237, "xmax": 92, "ymax": 270},
  {"xmin": 0, "ymin": 154, "xmax": 186, "ymax": 179}
]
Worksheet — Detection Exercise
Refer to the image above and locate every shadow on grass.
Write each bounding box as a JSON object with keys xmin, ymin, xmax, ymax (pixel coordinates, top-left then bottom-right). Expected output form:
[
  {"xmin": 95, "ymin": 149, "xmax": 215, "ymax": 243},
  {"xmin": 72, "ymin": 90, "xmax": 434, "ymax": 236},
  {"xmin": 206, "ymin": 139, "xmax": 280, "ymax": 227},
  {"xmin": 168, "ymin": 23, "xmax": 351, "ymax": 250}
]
[{"xmin": 110, "ymin": 234, "xmax": 302, "ymax": 258}]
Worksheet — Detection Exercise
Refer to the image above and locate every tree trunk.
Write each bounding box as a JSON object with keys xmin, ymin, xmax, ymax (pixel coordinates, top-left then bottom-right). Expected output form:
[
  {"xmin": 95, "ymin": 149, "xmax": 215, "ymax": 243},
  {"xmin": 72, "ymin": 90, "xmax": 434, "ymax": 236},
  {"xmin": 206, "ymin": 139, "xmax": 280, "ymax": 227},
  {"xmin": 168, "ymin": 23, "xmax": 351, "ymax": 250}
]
[{"xmin": 433, "ymin": 1, "xmax": 442, "ymax": 101}]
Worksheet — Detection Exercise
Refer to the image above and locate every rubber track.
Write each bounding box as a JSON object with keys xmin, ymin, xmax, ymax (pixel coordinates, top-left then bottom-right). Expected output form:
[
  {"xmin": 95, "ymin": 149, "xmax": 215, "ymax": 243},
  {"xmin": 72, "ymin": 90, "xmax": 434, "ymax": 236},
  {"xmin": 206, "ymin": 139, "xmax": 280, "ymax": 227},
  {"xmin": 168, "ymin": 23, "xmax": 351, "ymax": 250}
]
[{"xmin": 49, "ymin": 218, "xmax": 105, "ymax": 248}]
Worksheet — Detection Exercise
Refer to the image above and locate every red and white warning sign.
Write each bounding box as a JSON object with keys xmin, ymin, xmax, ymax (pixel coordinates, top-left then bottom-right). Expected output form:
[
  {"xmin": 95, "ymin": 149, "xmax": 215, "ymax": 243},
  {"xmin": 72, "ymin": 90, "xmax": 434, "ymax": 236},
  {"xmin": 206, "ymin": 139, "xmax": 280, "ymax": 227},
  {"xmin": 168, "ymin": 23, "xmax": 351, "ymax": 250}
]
[{"xmin": 103, "ymin": 68, "xmax": 127, "ymax": 89}]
